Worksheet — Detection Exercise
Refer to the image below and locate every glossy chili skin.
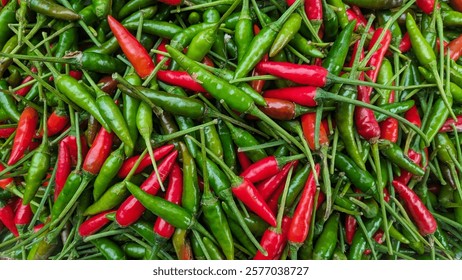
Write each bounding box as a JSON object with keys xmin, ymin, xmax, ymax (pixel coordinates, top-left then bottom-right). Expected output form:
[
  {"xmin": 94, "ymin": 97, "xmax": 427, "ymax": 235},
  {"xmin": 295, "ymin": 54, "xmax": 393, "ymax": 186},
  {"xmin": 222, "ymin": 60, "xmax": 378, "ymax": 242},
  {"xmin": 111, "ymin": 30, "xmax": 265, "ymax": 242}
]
[
  {"xmin": 379, "ymin": 140, "xmax": 425, "ymax": 177},
  {"xmin": 93, "ymin": 145, "xmax": 125, "ymax": 201},
  {"xmin": 348, "ymin": 215, "xmax": 382, "ymax": 260},
  {"xmin": 301, "ymin": 112, "xmax": 329, "ymax": 150},
  {"xmin": 253, "ymin": 216, "xmax": 292, "ymax": 260},
  {"xmin": 343, "ymin": 0, "xmax": 403, "ymax": 9},
  {"xmin": 91, "ymin": 237, "xmax": 126, "ymax": 260},
  {"xmin": 322, "ymin": 20, "xmax": 356, "ymax": 77},
  {"xmin": 83, "ymin": 127, "xmax": 113, "ymax": 176},
  {"xmin": 0, "ymin": 80, "xmax": 20, "ymax": 122},
  {"xmin": 226, "ymin": 122, "xmax": 267, "ymax": 162},
  {"xmin": 235, "ymin": 0, "xmax": 253, "ymax": 63},
  {"xmin": 78, "ymin": 210, "xmax": 115, "ymax": 237},
  {"xmin": 0, "ymin": 0, "xmax": 17, "ymax": 50},
  {"xmin": 7, "ymin": 106, "xmax": 38, "ymax": 165},
  {"xmin": 270, "ymin": 13, "xmax": 302, "ymax": 58},
  {"xmin": 26, "ymin": 0, "xmax": 81, "ymax": 21},
  {"xmin": 51, "ymin": 171, "xmax": 83, "ymax": 221},
  {"xmin": 312, "ymin": 212, "xmax": 339, "ymax": 260},
  {"xmin": 392, "ymin": 180, "xmax": 437, "ymax": 235},
  {"xmin": 157, "ymin": 70, "xmax": 207, "ymax": 93},
  {"xmin": 0, "ymin": 200, "xmax": 18, "ymax": 237},
  {"xmin": 23, "ymin": 139, "xmax": 50, "ymax": 205}
]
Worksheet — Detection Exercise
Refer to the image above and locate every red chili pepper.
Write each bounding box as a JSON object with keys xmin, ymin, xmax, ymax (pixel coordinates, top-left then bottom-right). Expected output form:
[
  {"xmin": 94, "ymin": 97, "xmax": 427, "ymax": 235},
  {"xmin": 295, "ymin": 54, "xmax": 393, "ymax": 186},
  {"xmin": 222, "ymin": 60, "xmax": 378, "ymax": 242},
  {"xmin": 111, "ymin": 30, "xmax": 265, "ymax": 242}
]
[
  {"xmin": 153, "ymin": 162, "xmax": 183, "ymax": 239},
  {"xmin": 82, "ymin": 127, "xmax": 113, "ymax": 175},
  {"xmin": 0, "ymin": 127, "xmax": 16, "ymax": 138},
  {"xmin": 380, "ymin": 92, "xmax": 399, "ymax": 143},
  {"xmin": 287, "ymin": 164, "xmax": 320, "ymax": 246},
  {"xmin": 117, "ymin": 144, "xmax": 175, "ymax": 178},
  {"xmin": 241, "ymin": 155, "xmax": 280, "ymax": 183},
  {"xmin": 0, "ymin": 200, "xmax": 19, "ymax": 237},
  {"xmin": 15, "ymin": 67, "xmax": 37, "ymax": 96},
  {"xmin": 13, "ymin": 198, "xmax": 32, "ymax": 227},
  {"xmin": 446, "ymin": 34, "xmax": 462, "ymax": 61},
  {"xmin": 255, "ymin": 61, "xmax": 328, "ymax": 87},
  {"xmin": 301, "ymin": 113, "xmax": 329, "ymax": 150},
  {"xmin": 37, "ymin": 108, "xmax": 69, "ymax": 138},
  {"xmin": 305, "ymin": 0, "xmax": 323, "ymax": 24},
  {"xmin": 256, "ymin": 161, "xmax": 298, "ymax": 201},
  {"xmin": 356, "ymin": 28, "xmax": 392, "ymax": 141},
  {"xmin": 439, "ymin": 115, "xmax": 462, "ymax": 132},
  {"xmin": 364, "ymin": 229, "xmax": 384, "ymax": 255},
  {"xmin": 0, "ymin": 163, "xmax": 15, "ymax": 190},
  {"xmin": 78, "ymin": 210, "xmax": 115, "ymax": 237},
  {"xmin": 399, "ymin": 32, "xmax": 412, "ymax": 53},
  {"xmin": 54, "ymin": 140, "xmax": 72, "ymax": 201},
  {"xmin": 7, "ymin": 107, "xmax": 39, "ymax": 165},
  {"xmin": 158, "ymin": 0, "xmax": 182, "ymax": 5},
  {"xmin": 262, "ymin": 86, "xmax": 318, "ymax": 107},
  {"xmin": 61, "ymin": 135, "xmax": 88, "ymax": 166},
  {"xmin": 116, "ymin": 150, "xmax": 178, "ymax": 227},
  {"xmin": 436, "ymin": 38, "xmax": 449, "ymax": 53},
  {"xmin": 250, "ymin": 24, "xmax": 268, "ymax": 93},
  {"xmin": 156, "ymin": 39, "xmax": 171, "ymax": 67},
  {"xmin": 394, "ymin": 149, "xmax": 422, "ymax": 185},
  {"xmin": 2, "ymin": 1, "xmax": 9, "ymax": 7},
  {"xmin": 265, "ymin": 179, "xmax": 285, "ymax": 215},
  {"xmin": 202, "ymin": 56, "xmax": 214, "ymax": 68},
  {"xmin": 345, "ymin": 215, "xmax": 357, "ymax": 245},
  {"xmin": 237, "ymin": 150, "xmax": 252, "ymax": 171},
  {"xmin": 404, "ymin": 105, "xmax": 422, "ymax": 128},
  {"xmin": 48, "ymin": 70, "xmax": 82, "ymax": 82},
  {"xmin": 253, "ymin": 216, "xmax": 292, "ymax": 260},
  {"xmin": 416, "ymin": 0, "xmax": 435, "ymax": 14},
  {"xmin": 107, "ymin": 15, "xmax": 155, "ymax": 78},
  {"xmin": 383, "ymin": 187, "xmax": 390, "ymax": 203},
  {"xmin": 392, "ymin": 180, "xmax": 437, "ymax": 235},
  {"xmin": 34, "ymin": 223, "xmax": 44, "ymax": 232},
  {"xmin": 157, "ymin": 70, "xmax": 207, "ymax": 93}
]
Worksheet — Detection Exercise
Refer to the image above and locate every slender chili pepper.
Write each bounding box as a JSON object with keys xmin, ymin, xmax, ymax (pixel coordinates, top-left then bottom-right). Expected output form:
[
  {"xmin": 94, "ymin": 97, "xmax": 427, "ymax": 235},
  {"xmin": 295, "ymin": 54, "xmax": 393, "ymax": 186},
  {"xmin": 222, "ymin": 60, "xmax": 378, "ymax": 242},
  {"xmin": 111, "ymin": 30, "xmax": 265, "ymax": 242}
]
[
  {"xmin": 83, "ymin": 127, "xmax": 113, "ymax": 176},
  {"xmin": 38, "ymin": 105, "xmax": 69, "ymax": 138},
  {"xmin": 240, "ymin": 154, "xmax": 302, "ymax": 184},
  {"xmin": 7, "ymin": 106, "xmax": 38, "ymax": 165},
  {"xmin": 91, "ymin": 237, "xmax": 126, "ymax": 260},
  {"xmin": 287, "ymin": 164, "xmax": 320, "ymax": 253},
  {"xmin": 93, "ymin": 145, "xmax": 125, "ymax": 201},
  {"xmin": 13, "ymin": 198, "xmax": 32, "ymax": 228},
  {"xmin": 379, "ymin": 140, "xmax": 425, "ymax": 176},
  {"xmin": 322, "ymin": 20, "xmax": 356, "ymax": 77},
  {"xmin": 256, "ymin": 161, "xmax": 298, "ymax": 201},
  {"xmin": 235, "ymin": 0, "xmax": 253, "ymax": 63},
  {"xmin": 345, "ymin": 215, "xmax": 357, "ymax": 245},
  {"xmin": 0, "ymin": 81, "xmax": 20, "ymax": 122},
  {"xmin": 226, "ymin": 122, "xmax": 267, "ymax": 162},
  {"xmin": 157, "ymin": 70, "xmax": 207, "ymax": 93},
  {"xmin": 439, "ymin": 115, "xmax": 462, "ymax": 132},
  {"xmin": 395, "ymin": 150, "xmax": 422, "ymax": 185},
  {"xmin": 262, "ymin": 86, "xmax": 318, "ymax": 107},
  {"xmin": 25, "ymin": 0, "xmax": 81, "ymax": 21},
  {"xmin": 0, "ymin": 200, "xmax": 18, "ymax": 237},
  {"xmin": 348, "ymin": 215, "xmax": 382, "ymax": 260},
  {"xmin": 312, "ymin": 212, "xmax": 339, "ymax": 260},
  {"xmin": 301, "ymin": 113, "xmax": 329, "ymax": 151},
  {"xmin": 78, "ymin": 210, "xmax": 115, "ymax": 237},
  {"xmin": 107, "ymin": 15, "xmax": 155, "ymax": 78},
  {"xmin": 392, "ymin": 180, "xmax": 437, "ymax": 235},
  {"xmin": 62, "ymin": 134, "xmax": 88, "ymax": 166},
  {"xmin": 253, "ymin": 216, "xmax": 291, "ymax": 260},
  {"xmin": 399, "ymin": 32, "xmax": 412, "ymax": 53},
  {"xmin": 0, "ymin": 0, "xmax": 17, "ymax": 51},
  {"xmin": 114, "ymin": 151, "xmax": 178, "ymax": 226},
  {"xmin": 446, "ymin": 34, "xmax": 462, "ymax": 61},
  {"xmin": 346, "ymin": 9, "xmax": 374, "ymax": 34},
  {"xmin": 270, "ymin": 13, "xmax": 302, "ymax": 58}
]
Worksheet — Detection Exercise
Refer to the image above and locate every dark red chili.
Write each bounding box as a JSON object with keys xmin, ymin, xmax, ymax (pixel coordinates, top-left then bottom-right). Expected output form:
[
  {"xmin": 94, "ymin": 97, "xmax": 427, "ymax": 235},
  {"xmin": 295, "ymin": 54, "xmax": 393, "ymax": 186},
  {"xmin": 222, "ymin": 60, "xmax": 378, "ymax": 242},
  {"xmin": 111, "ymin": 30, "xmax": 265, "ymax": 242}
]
[
  {"xmin": 345, "ymin": 215, "xmax": 357, "ymax": 245},
  {"xmin": 446, "ymin": 33, "xmax": 462, "ymax": 61},
  {"xmin": 15, "ymin": 66, "xmax": 37, "ymax": 96}
]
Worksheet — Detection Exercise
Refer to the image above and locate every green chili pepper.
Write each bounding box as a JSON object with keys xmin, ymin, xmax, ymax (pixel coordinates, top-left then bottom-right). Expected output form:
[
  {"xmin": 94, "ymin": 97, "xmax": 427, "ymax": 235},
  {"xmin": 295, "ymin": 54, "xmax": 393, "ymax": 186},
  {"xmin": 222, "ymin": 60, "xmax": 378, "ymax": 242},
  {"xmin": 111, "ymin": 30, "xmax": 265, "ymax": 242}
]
[
  {"xmin": 349, "ymin": 215, "xmax": 383, "ymax": 260},
  {"xmin": 226, "ymin": 121, "xmax": 267, "ymax": 162},
  {"xmin": 269, "ymin": 13, "xmax": 302, "ymax": 58},
  {"xmin": 122, "ymin": 73, "xmax": 141, "ymax": 156},
  {"xmin": 51, "ymin": 171, "xmax": 83, "ymax": 221},
  {"xmin": 123, "ymin": 20, "xmax": 182, "ymax": 39},
  {"xmin": 186, "ymin": 28, "xmax": 218, "ymax": 62},
  {"xmin": 83, "ymin": 181, "xmax": 128, "ymax": 216},
  {"xmin": 227, "ymin": 218, "xmax": 257, "ymax": 255},
  {"xmin": 321, "ymin": 0, "xmax": 339, "ymax": 42},
  {"xmin": 312, "ymin": 212, "xmax": 339, "ymax": 260},
  {"xmin": 203, "ymin": 236, "xmax": 225, "ymax": 260},
  {"xmin": 221, "ymin": 202, "xmax": 267, "ymax": 237},
  {"xmin": 322, "ymin": 20, "xmax": 356, "ymax": 77},
  {"xmin": 378, "ymin": 140, "xmax": 425, "ymax": 176},
  {"xmin": 0, "ymin": 80, "xmax": 20, "ymax": 122},
  {"xmin": 217, "ymin": 119, "xmax": 238, "ymax": 173},
  {"xmin": 235, "ymin": 0, "xmax": 253, "ymax": 63},
  {"xmin": 179, "ymin": 142, "xmax": 201, "ymax": 216},
  {"xmin": 93, "ymin": 145, "xmax": 125, "ymax": 201},
  {"xmin": 22, "ymin": 142, "xmax": 50, "ymax": 205},
  {"xmin": 327, "ymin": 0, "xmax": 349, "ymax": 28},
  {"xmin": 0, "ymin": 35, "xmax": 20, "ymax": 77},
  {"xmin": 91, "ymin": 237, "xmax": 126, "ymax": 260},
  {"xmin": 283, "ymin": 164, "xmax": 311, "ymax": 208},
  {"xmin": 375, "ymin": 100, "xmax": 415, "ymax": 122},
  {"xmin": 0, "ymin": 0, "xmax": 17, "ymax": 50},
  {"xmin": 422, "ymin": 93, "xmax": 452, "ymax": 145},
  {"xmin": 26, "ymin": 0, "xmax": 81, "ymax": 21}
]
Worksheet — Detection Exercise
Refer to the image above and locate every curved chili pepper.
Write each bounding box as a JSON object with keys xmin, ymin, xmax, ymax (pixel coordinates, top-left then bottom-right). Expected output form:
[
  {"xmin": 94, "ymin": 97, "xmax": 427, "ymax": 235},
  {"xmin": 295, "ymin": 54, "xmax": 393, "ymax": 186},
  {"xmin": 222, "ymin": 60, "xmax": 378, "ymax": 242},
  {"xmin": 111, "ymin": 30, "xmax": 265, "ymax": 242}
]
[
  {"xmin": 0, "ymin": 199, "xmax": 18, "ymax": 237},
  {"xmin": 0, "ymin": 127, "xmax": 15, "ymax": 139},
  {"xmin": 395, "ymin": 149, "xmax": 422, "ymax": 185},
  {"xmin": 287, "ymin": 164, "xmax": 320, "ymax": 251},
  {"xmin": 107, "ymin": 15, "xmax": 155, "ymax": 78},
  {"xmin": 78, "ymin": 210, "xmax": 115, "ymax": 237},
  {"xmin": 25, "ymin": 0, "xmax": 80, "ymax": 21},
  {"xmin": 0, "ymin": 0, "xmax": 16, "ymax": 51},
  {"xmin": 262, "ymin": 86, "xmax": 318, "ymax": 107},
  {"xmin": 93, "ymin": 145, "xmax": 125, "ymax": 201},
  {"xmin": 91, "ymin": 237, "xmax": 126, "ymax": 260},
  {"xmin": 346, "ymin": 8, "xmax": 374, "ymax": 34},
  {"xmin": 253, "ymin": 216, "xmax": 291, "ymax": 260},
  {"xmin": 83, "ymin": 127, "xmax": 113, "ymax": 176},
  {"xmin": 115, "ymin": 150, "xmax": 178, "ymax": 227},
  {"xmin": 256, "ymin": 161, "xmax": 298, "ymax": 201},
  {"xmin": 0, "ymin": 80, "xmax": 20, "ymax": 122},
  {"xmin": 54, "ymin": 141, "xmax": 71, "ymax": 201},
  {"xmin": 7, "ymin": 106, "xmax": 38, "ymax": 165},
  {"xmin": 37, "ymin": 106, "xmax": 69, "ymax": 138},
  {"xmin": 392, "ymin": 180, "xmax": 437, "ymax": 235},
  {"xmin": 240, "ymin": 154, "xmax": 302, "ymax": 184},
  {"xmin": 312, "ymin": 212, "xmax": 339, "ymax": 260},
  {"xmin": 379, "ymin": 140, "xmax": 425, "ymax": 177},
  {"xmin": 446, "ymin": 33, "xmax": 462, "ymax": 61},
  {"xmin": 13, "ymin": 198, "xmax": 32, "ymax": 228},
  {"xmin": 301, "ymin": 113, "xmax": 329, "ymax": 150}
]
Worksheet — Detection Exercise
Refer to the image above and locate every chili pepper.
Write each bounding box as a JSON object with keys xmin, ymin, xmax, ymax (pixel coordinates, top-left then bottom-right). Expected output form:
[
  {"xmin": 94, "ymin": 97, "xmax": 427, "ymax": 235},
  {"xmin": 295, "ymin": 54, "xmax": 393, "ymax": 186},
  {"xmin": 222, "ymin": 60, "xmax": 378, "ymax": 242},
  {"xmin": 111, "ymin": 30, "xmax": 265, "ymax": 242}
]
[
  {"xmin": 217, "ymin": 119, "xmax": 238, "ymax": 173},
  {"xmin": 348, "ymin": 215, "xmax": 382, "ymax": 260},
  {"xmin": 322, "ymin": 20, "xmax": 356, "ymax": 77},
  {"xmin": 399, "ymin": 32, "xmax": 412, "ymax": 53},
  {"xmin": 0, "ymin": 126, "xmax": 15, "ymax": 138},
  {"xmin": 27, "ymin": 0, "xmax": 81, "ymax": 20},
  {"xmin": 240, "ymin": 154, "xmax": 302, "ymax": 184},
  {"xmin": 379, "ymin": 140, "xmax": 425, "ymax": 176},
  {"xmin": 395, "ymin": 149, "xmax": 422, "ymax": 185},
  {"xmin": 78, "ymin": 210, "xmax": 114, "ymax": 237},
  {"xmin": 312, "ymin": 212, "xmax": 339, "ymax": 260},
  {"xmin": 343, "ymin": 0, "xmax": 403, "ymax": 9},
  {"xmin": 92, "ymin": 0, "xmax": 111, "ymax": 18},
  {"xmin": 91, "ymin": 237, "xmax": 126, "ymax": 260},
  {"xmin": 439, "ymin": 115, "xmax": 462, "ymax": 132},
  {"xmin": 0, "ymin": 81, "xmax": 20, "ymax": 122},
  {"xmin": 0, "ymin": 0, "xmax": 17, "ymax": 50},
  {"xmin": 107, "ymin": 15, "xmax": 154, "ymax": 78},
  {"xmin": 321, "ymin": 0, "xmax": 339, "ymax": 41},
  {"xmin": 253, "ymin": 216, "xmax": 291, "ymax": 260},
  {"xmin": 62, "ymin": 134, "xmax": 88, "ymax": 166},
  {"xmin": 114, "ymin": 150, "xmax": 178, "ymax": 226},
  {"xmin": 287, "ymin": 164, "xmax": 320, "ymax": 253},
  {"xmin": 417, "ymin": 0, "xmax": 436, "ymax": 14},
  {"xmin": 153, "ymin": 163, "xmax": 183, "ymax": 242},
  {"xmin": 248, "ymin": 24, "xmax": 268, "ymax": 94},
  {"xmin": 345, "ymin": 215, "xmax": 357, "ymax": 245},
  {"xmin": 270, "ymin": 13, "xmax": 302, "ymax": 58},
  {"xmin": 288, "ymin": 33, "xmax": 325, "ymax": 59},
  {"xmin": 418, "ymin": 66, "xmax": 462, "ymax": 104},
  {"xmin": 446, "ymin": 34, "xmax": 462, "ymax": 61},
  {"xmin": 233, "ymin": 0, "xmax": 303, "ymax": 80},
  {"xmin": 117, "ymin": 144, "xmax": 175, "ymax": 178},
  {"xmin": 157, "ymin": 70, "xmax": 207, "ymax": 93},
  {"xmin": 53, "ymin": 142, "xmax": 70, "ymax": 202},
  {"xmin": 83, "ymin": 127, "xmax": 113, "ymax": 176},
  {"xmin": 93, "ymin": 145, "xmax": 125, "ymax": 201},
  {"xmin": 235, "ymin": 0, "xmax": 253, "ymax": 63},
  {"xmin": 256, "ymin": 161, "xmax": 297, "ymax": 201},
  {"xmin": 13, "ymin": 198, "xmax": 32, "ymax": 228},
  {"xmin": 225, "ymin": 121, "xmax": 266, "ymax": 162},
  {"xmin": 346, "ymin": 9, "xmax": 373, "ymax": 34},
  {"xmin": 7, "ymin": 106, "xmax": 38, "ymax": 165},
  {"xmin": 55, "ymin": 74, "xmax": 111, "ymax": 132},
  {"xmin": 0, "ymin": 200, "xmax": 18, "ymax": 237},
  {"xmin": 38, "ymin": 105, "xmax": 69, "ymax": 138},
  {"xmin": 392, "ymin": 180, "xmax": 437, "ymax": 235},
  {"xmin": 94, "ymin": 87, "xmax": 134, "ymax": 156},
  {"xmin": 305, "ymin": 0, "xmax": 323, "ymax": 31},
  {"xmin": 301, "ymin": 113, "xmax": 329, "ymax": 151}
]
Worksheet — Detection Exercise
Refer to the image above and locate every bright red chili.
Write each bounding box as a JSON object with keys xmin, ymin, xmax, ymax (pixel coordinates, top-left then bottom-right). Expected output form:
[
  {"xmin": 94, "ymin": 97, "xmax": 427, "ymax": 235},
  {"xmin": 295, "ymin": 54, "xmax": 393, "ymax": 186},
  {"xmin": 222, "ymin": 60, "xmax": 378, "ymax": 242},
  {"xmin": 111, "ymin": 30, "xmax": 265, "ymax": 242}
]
[
  {"xmin": 439, "ymin": 115, "xmax": 462, "ymax": 132},
  {"xmin": 380, "ymin": 92, "xmax": 399, "ymax": 143},
  {"xmin": 107, "ymin": 15, "xmax": 155, "ymax": 78},
  {"xmin": 237, "ymin": 150, "xmax": 252, "ymax": 171},
  {"xmin": 117, "ymin": 144, "xmax": 175, "ymax": 178},
  {"xmin": 13, "ymin": 199, "xmax": 32, "ymax": 227},
  {"xmin": 301, "ymin": 113, "xmax": 329, "ymax": 150},
  {"xmin": 82, "ymin": 127, "xmax": 113, "ymax": 175},
  {"xmin": 241, "ymin": 155, "xmax": 301, "ymax": 183},
  {"xmin": 416, "ymin": 0, "xmax": 435, "ymax": 14},
  {"xmin": 346, "ymin": 8, "xmax": 375, "ymax": 34},
  {"xmin": 115, "ymin": 150, "xmax": 178, "ymax": 227},
  {"xmin": 15, "ymin": 67, "xmax": 37, "ymax": 96},
  {"xmin": 54, "ymin": 140, "xmax": 72, "ymax": 201},
  {"xmin": 399, "ymin": 32, "xmax": 412, "ymax": 53},
  {"xmin": 153, "ymin": 162, "xmax": 183, "ymax": 239},
  {"xmin": 0, "ymin": 127, "xmax": 15, "ymax": 138},
  {"xmin": 78, "ymin": 210, "xmax": 115, "ymax": 237},
  {"xmin": 7, "ymin": 107, "xmax": 39, "ymax": 165},
  {"xmin": 0, "ymin": 200, "xmax": 19, "ymax": 237},
  {"xmin": 256, "ymin": 161, "xmax": 298, "ymax": 201},
  {"xmin": 446, "ymin": 34, "xmax": 462, "ymax": 61},
  {"xmin": 156, "ymin": 39, "xmax": 171, "ymax": 67},
  {"xmin": 255, "ymin": 61, "xmax": 328, "ymax": 87},
  {"xmin": 61, "ymin": 135, "xmax": 88, "ymax": 166},
  {"xmin": 157, "ymin": 70, "xmax": 207, "ymax": 93},
  {"xmin": 262, "ymin": 86, "xmax": 318, "ymax": 107},
  {"xmin": 392, "ymin": 180, "xmax": 437, "ymax": 236},
  {"xmin": 0, "ymin": 163, "xmax": 14, "ymax": 189},
  {"xmin": 287, "ymin": 164, "xmax": 320, "ymax": 246},
  {"xmin": 253, "ymin": 216, "xmax": 292, "ymax": 260}
]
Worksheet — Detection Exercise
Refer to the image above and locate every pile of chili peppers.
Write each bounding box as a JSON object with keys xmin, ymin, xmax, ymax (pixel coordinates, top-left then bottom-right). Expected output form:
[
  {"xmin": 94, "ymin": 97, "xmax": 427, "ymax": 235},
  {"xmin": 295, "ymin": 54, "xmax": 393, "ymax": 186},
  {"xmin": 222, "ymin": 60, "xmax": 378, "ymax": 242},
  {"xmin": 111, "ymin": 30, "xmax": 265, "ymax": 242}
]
[{"xmin": 1, "ymin": 0, "xmax": 462, "ymax": 261}]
